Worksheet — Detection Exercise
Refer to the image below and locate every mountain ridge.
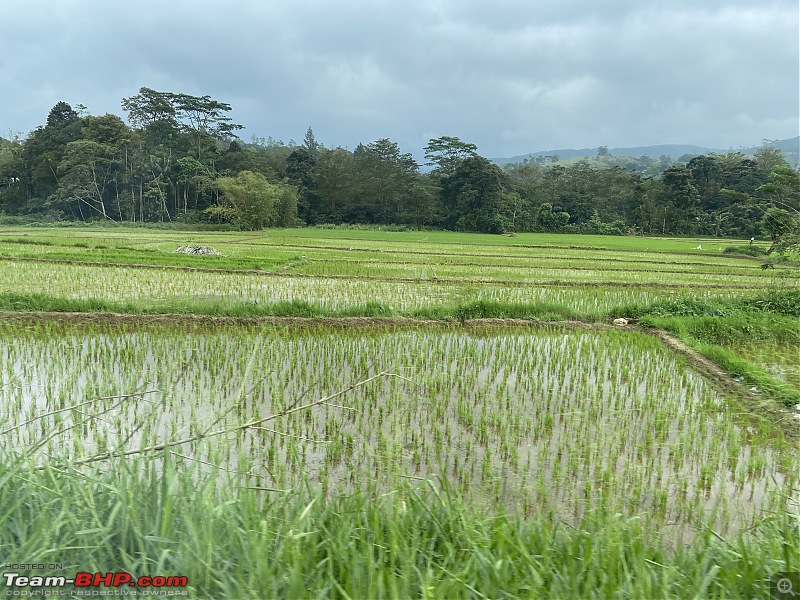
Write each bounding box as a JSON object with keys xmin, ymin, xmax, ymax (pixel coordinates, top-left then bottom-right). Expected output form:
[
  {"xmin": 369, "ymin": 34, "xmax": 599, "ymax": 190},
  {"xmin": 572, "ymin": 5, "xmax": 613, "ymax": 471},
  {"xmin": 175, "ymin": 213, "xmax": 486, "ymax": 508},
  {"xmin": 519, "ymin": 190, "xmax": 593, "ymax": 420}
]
[{"xmin": 492, "ymin": 136, "xmax": 799, "ymax": 167}]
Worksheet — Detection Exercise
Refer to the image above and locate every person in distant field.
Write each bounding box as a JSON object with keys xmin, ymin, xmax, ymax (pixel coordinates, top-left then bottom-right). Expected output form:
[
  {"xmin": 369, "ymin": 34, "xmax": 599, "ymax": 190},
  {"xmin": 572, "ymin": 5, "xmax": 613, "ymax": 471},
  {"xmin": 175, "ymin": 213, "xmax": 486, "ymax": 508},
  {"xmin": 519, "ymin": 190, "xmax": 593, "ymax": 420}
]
[{"xmin": 750, "ymin": 237, "xmax": 755, "ymax": 245}]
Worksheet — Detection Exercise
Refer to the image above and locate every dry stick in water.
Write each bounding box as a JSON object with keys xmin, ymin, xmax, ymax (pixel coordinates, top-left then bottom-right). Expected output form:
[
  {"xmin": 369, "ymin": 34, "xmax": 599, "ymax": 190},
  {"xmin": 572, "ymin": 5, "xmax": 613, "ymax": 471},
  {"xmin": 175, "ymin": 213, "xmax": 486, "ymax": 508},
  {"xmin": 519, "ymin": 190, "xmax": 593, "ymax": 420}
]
[
  {"xmin": 249, "ymin": 426, "xmax": 333, "ymax": 444},
  {"xmin": 157, "ymin": 353, "xmax": 259, "ymax": 458},
  {"xmin": 49, "ymin": 370, "xmax": 400, "ymax": 469},
  {"xmin": 112, "ymin": 399, "xmax": 162, "ymax": 456},
  {"xmin": 169, "ymin": 449, "xmax": 259, "ymax": 477},
  {"xmin": 0, "ymin": 388, "xmax": 160, "ymax": 437},
  {"xmin": 25, "ymin": 391, "xmax": 158, "ymax": 464}
]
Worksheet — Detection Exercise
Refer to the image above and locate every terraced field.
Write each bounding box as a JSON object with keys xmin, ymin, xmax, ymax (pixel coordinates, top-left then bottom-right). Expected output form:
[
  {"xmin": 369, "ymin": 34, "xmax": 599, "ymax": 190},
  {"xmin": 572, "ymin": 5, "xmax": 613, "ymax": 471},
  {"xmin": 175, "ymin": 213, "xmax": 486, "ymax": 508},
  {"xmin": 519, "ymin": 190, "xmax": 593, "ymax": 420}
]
[
  {"xmin": 0, "ymin": 228, "xmax": 788, "ymax": 316},
  {"xmin": 1, "ymin": 225, "xmax": 797, "ymax": 598}
]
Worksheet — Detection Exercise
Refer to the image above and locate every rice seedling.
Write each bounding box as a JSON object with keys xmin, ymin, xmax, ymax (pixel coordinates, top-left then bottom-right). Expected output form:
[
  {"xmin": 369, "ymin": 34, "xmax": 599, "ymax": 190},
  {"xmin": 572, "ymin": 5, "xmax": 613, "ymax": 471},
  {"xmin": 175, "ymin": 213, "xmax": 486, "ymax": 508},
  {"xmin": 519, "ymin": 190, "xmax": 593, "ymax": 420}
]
[
  {"xmin": 1, "ymin": 321, "xmax": 795, "ymax": 546},
  {"xmin": 0, "ymin": 259, "xmax": 751, "ymax": 319},
  {"xmin": 0, "ymin": 226, "xmax": 796, "ymax": 595}
]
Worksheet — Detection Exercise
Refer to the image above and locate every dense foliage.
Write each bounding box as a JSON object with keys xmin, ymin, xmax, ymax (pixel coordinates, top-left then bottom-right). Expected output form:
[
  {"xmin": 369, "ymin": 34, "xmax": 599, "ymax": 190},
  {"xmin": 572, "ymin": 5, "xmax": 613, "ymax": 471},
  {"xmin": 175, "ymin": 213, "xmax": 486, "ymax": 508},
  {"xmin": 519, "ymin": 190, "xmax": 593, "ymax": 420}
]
[
  {"xmin": 1, "ymin": 89, "xmax": 798, "ymax": 243},
  {"xmin": 3, "ymin": 459, "xmax": 796, "ymax": 599}
]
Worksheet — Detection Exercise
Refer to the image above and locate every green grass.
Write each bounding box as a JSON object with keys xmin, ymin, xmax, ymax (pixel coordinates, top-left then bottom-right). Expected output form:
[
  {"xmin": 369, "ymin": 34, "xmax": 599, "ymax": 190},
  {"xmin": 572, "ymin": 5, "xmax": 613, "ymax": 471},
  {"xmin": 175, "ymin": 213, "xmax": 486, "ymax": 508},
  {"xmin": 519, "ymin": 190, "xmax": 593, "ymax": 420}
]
[
  {"xmin": 639, "ymin": 313, "xmax": 800, "ymax": 345},
  {"xmin": 0, "ymin": 223, "xmax": 782, "ymax": 254},
  {"xmin": 410, "ymin": 299, "xmax": 584, "ymax": 321},
  {"xmin": 723, "ymin": 245, "xmax": 768, "ymax": 257},
  {"xmin": 2, "ymin": 456, "xmax": 796, "ymax": 599},
  {"xmin": 732, "ymin": 342, "xmax": 800, "ymax": 389},
  {"xmin": 619, "ymin": 289, "xmax": 800, "ymax": 320},
  {"xmin": 628, "ymin": 289, "xmax": 800, "ymax": 406},
  {"xmin": 0, "ymin": 291, "xmax": 593, "ymax": 322},
  {"xmin": 0, "ymin": 225, "xmax": 789, "ymax": 325},
  {"xmin": 693, "ymin": 343, "xmax": 800, "ymax": 406},
  {"xmin": 1, "ymin": 225, "xmax": 798, "ymax": 598},
  {"xmin": 0, "ymin": 292, "xmax": 326, "ymax": 317}
]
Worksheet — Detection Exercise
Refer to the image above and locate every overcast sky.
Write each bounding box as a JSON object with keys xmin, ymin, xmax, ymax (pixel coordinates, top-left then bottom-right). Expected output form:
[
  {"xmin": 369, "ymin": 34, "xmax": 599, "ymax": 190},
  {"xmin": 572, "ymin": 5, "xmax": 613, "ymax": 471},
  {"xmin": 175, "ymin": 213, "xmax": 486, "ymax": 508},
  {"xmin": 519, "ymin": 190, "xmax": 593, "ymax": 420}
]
[{"xmin": 1, "ymin": 0, "xmax": 797, "ymax": 160}]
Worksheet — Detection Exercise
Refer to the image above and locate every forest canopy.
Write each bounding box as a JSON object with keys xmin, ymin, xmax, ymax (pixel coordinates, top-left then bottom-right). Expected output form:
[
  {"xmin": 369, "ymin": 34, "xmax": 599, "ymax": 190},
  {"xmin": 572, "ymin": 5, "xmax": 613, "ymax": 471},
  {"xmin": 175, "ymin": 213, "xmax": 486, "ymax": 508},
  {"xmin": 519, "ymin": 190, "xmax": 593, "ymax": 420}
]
[{"xmin": 0, "ymin": 89, "xmax": 797, "ymax": 245}]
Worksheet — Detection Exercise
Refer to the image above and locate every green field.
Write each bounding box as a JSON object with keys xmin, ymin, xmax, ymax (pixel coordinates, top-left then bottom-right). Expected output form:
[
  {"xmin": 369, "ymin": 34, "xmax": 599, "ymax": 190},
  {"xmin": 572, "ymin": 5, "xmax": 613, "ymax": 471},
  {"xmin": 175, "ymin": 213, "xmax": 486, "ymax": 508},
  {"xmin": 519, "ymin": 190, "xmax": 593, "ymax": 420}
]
[
  {"xmin": 0, "ymin": 227, "xmax": 791, "ymax": 315},
  {"xmin": 0, "ymin": 226, "xmax": 797, "ymax": 598}
]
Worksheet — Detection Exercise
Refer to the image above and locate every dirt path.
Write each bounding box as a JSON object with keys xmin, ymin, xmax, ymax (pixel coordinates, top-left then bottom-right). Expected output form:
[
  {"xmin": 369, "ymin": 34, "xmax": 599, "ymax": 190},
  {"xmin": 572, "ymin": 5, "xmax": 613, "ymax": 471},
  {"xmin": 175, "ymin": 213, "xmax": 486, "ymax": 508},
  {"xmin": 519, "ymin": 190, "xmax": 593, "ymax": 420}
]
[{"xmin": 642, "ymin": 327, "xmax": 800, "ymax": 440}]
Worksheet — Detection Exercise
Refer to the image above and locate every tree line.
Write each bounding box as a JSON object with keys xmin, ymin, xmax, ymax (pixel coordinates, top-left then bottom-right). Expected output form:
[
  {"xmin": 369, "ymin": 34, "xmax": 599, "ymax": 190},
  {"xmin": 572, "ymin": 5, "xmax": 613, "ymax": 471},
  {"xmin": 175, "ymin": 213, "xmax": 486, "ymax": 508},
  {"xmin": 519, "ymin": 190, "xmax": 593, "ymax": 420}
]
[{"xmin": 0, "ymin": 88, "xmax": 797, "ymax": 246}]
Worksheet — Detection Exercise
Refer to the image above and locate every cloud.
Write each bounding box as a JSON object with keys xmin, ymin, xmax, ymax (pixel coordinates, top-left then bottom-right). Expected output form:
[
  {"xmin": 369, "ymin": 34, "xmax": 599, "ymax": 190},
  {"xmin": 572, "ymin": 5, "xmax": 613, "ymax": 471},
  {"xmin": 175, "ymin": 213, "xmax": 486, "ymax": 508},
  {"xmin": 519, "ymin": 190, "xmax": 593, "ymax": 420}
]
[{"xmin": 1, "ymin": 0, "xmax": 797, "ymax": 158}]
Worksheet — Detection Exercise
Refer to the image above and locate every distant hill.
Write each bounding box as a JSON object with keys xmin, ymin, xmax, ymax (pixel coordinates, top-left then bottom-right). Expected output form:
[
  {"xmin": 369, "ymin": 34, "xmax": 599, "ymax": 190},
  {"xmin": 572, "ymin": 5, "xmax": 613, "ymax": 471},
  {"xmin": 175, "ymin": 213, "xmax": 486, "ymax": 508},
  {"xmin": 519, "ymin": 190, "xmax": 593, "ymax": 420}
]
[
  {"xmin": 751, "ymin": 137, "xmax": 800, "ymax": 165},
  {"xmin": 493, "ymin": 136, "xmax": 800, "ymax": 167}
]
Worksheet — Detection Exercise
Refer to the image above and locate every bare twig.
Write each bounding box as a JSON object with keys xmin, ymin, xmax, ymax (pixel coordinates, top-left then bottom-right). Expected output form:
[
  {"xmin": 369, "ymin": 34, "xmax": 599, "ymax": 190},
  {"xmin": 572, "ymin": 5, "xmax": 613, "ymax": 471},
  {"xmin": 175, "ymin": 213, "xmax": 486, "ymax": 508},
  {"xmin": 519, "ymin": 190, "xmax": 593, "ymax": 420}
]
[
  {"xmin": 321, "ymin": 402, "xmax": 361, "ymax": 413},
  {"xmin": 112, "ymin": 404, "xmax": 159, "ymax": 456},
  {"xmin": 0, "ymin": 388, "xmax": 159, "ymax": 437},
  {"xmin": 14, "ymin": 392, "xmax": 151, "ymax": 467},
  {"xmin": 97, "ymin": 389, "xmax": 161, "ymax": 401},
  {"xmin": 200, "ymin": 353, "xmax": 258, "ymax": 437},
  {"xmin": 44, "ymin": 371, "xmax": 398, "ymax": 469},
  {"xmin": 250, "ymin": 427, "xmax": 332, "ymax": 444},
  {"xmin": 169, "ymin": 450, "xmax": 257, "ymax": 477}
]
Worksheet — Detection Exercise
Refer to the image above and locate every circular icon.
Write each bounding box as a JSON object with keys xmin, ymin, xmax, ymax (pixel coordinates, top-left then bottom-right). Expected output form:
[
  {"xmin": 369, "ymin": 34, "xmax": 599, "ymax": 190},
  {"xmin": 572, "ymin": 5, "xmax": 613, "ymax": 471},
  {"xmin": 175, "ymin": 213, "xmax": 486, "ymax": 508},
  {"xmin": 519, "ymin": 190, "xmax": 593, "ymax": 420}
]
[{"xmin": 777, "ymin": 577, "xmax": 794, "ymax": 595}]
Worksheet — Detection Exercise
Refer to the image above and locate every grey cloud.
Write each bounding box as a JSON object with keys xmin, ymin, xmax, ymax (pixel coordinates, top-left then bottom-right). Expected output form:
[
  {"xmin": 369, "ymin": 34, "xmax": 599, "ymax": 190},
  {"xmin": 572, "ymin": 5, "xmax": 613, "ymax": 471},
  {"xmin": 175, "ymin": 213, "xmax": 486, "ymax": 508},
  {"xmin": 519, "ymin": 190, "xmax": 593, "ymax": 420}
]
[{"xmin": 1, "ymin": 0, "xmax": 796, "ymax": 158}]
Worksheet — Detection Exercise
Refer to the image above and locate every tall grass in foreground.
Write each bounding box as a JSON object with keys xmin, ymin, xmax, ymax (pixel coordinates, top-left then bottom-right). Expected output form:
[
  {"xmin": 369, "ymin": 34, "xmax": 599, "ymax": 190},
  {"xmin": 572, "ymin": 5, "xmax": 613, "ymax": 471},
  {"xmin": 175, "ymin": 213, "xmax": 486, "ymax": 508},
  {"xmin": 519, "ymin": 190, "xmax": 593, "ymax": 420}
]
[{"xmin": 1, "ymin": 456, "xmax": 797, "ymax": 599}]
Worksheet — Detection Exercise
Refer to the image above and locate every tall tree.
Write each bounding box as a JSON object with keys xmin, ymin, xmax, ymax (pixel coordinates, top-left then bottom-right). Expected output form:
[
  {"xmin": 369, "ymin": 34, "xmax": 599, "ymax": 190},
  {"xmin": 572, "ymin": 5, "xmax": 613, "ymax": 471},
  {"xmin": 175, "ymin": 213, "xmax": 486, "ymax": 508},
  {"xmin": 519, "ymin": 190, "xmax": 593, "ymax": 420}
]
[
  {"xmin": 753, "ymin": 147, "xmax": 789, "ymax": 173},
  {"xmin": 0, "ymin": 135, "xmax": 26, "ymax": 213},
  {"xmin": 302, "ymin": 127, "xmax": 320, "ymax": 154},
  {"xmin": 121, "ymin": 88, "xmax": 177, "ymax": 129},
  {"xmin": 286, "ymin": 147, "xmax": 319, "ymax": 223},
  {"xmin": 46, "ymin": 101, "xmax": 80, "ymax": 129},
  {"xmin": 662, "ymin": 165, "xmax": 700, "ymax": 232},
  {"xmin": 761, "ymin": 207, "xmax": 798, "ymax": 254},
  {"xmin": 175, "ymin": 156, "xmax": 214, "ymax": 214},
  {"xmin": 352, "ymin": 139, "xmax": 418, "ymax": 223},
  {"xmin": 21, "ymin": 102, "xmax": 85, "ymax": 208},
  {"xmin": 81, "ymin": 114, "xmax": 131, "ymax": 146},
  {"xmin": 312, "ymin": 148, "xmax": 356, "ymax": 222},
  {"xmin": 423, "ymin": 136, "xmax": 478, "ymax": 177},
  {"xmin": 122, "ymin": 88, "xmax": 242, "ymax": 162},
  {"xmin": 441, "ymin": 155, "xmax": 509, "ymax": 233},
  {"xmin": 50, "ymin": 140, "xmax": 118, "ymax": 220},
  {"xmin": 758, "ymin": 166, "xmax": 800, "ymax": 213},
  {"xmin": 167, "ymin": 92, "xmax": 243, "ymax": 161}
]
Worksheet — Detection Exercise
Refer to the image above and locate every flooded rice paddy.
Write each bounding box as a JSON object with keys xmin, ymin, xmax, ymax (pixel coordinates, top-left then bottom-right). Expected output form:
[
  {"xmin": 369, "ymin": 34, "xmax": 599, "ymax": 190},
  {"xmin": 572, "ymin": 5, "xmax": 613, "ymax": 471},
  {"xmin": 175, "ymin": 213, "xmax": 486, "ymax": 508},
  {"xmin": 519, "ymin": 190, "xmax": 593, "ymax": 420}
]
[{"xmin": 1, "ymin": 321, "xmax": 796, "ymax": 542}]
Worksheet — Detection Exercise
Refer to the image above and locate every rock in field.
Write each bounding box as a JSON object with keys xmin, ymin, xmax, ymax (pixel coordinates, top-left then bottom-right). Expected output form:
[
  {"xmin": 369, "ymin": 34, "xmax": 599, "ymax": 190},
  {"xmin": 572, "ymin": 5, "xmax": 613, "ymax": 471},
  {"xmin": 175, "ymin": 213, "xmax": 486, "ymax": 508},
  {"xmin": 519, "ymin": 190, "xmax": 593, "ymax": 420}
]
[{"xmin": 174, "ymin": 245, "xmax": 220, "ymax": 255}]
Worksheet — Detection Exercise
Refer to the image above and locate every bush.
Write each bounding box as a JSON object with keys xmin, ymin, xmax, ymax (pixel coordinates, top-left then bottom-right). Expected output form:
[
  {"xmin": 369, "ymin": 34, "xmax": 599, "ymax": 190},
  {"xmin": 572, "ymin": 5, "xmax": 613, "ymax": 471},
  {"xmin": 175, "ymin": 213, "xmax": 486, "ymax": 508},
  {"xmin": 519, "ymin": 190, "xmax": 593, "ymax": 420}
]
[
  {"xmin": 309, "ymin": 223, "xmax": 411, "ymax": 232},
  {"xmin": 207, "ymin": 171, "xmax": 298, "ymax": 230},
  {"xmin": 723, "ymin": 245, "xmax": 767, "ymax": 257}
]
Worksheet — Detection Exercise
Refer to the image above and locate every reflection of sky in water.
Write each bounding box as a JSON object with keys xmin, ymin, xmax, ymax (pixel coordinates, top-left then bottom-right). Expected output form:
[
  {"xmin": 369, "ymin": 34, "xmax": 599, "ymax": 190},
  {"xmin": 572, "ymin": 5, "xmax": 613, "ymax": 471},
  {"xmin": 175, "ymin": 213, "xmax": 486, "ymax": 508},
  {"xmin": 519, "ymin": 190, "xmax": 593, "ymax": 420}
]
[{"xmin": 1, "ymin": 325, "xmax": 795, "ymax": 544}]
